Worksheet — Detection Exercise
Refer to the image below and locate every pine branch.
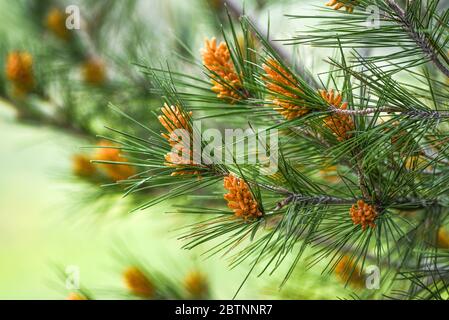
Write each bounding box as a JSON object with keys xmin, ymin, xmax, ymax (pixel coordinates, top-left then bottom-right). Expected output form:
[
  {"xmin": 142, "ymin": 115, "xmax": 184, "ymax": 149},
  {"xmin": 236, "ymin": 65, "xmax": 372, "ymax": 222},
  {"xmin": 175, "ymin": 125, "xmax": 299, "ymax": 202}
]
[
  {"xmin": 273, "ymin": 189, "xmax": 446, "ymax": 212},
  {"xmin": 77, "ymin": 0, "xmax": 449, "ymax": 298},
  {"xmin": 330, "ymin": 105, "xmax": 449, "ymax": 118},
  {"xmin": 386, "ymin": 0, "xmax": 449, "ymax": 78},
  {"xmin": 0, "ymin": 95, "xmax": 92, "ymax": 137},
  {"xmin": 274, "ymin": 194, "xmax": 354, "ymax": 210}
]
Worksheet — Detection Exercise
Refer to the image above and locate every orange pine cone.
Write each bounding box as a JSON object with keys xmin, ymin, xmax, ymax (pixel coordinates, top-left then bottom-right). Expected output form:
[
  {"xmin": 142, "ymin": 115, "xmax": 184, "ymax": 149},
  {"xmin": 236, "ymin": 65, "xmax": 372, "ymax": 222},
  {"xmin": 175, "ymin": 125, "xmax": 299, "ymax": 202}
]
[
  {"xmin": 72, "ymin": 154, "xmax": 96, "ymax": 178},
  {"xmin": 95, "ymin": 141, "xmax": 135, "ymax": 181},
  {"xmin": 184, "ymin": 271, "xmax": 209, "ymax": 299},
  {"xmin": 318, "ymin": 165, "xmax": 340, "ymax": 183},
  {"xmin": 201, "ymin": 37, "xmax": 242, "ymax": 103},
  {"xmin": 321, "ymin": 89, "xmax": 354, "ymax": 141},
  {"xmin": 158, "ymin": 103, "xmax": 192, "ymax": 146},
  {"xmin": 123, "ymin": 267, "xmax": 155, "ymax": 299},
  {"xmin": 45, "ymin": 8, "xmax": 71, "ymax": 40},
  {"xmin": 66, "ymin": 292, "xmax": 87, "ymax": 300},
  {"xmin": 404, "ymin": 156, "xmax": 430, "ymax": 170},
  {"xmin": 335, "ymin": 255, "xmax": 365, "ymax": 288},
  {"xmin": 158, "ymin": 104, "xmax": 201, "ymax": 176},
  {"xmin": 262, "ymin": 58, "xmax": 309, "ymax": 120},
  {"xmin": 325, "ymin": 0, "xmax": 357, "ymax": 13},
  {"xmin": 437, "ymin": 228, "xmax": 449, "ymax": 249},
  {"xmin": 82, "ymin": 58, "xmax": 106, "ymax": 86},
  {"xmin": 223, "ymin": 175, "xmax": 262, "ymax": 221},
  {"xmin": 5, "ymin": 51, "xmax": 35, "ymax": 95},
  {"xmin": 350, "ymin": 200, "xmax": 378, "ymax": 230}
]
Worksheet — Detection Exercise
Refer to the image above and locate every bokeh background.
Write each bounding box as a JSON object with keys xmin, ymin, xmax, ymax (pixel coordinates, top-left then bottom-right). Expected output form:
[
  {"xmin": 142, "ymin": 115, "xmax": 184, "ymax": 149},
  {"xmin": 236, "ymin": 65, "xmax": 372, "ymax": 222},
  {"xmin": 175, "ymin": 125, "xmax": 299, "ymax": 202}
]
[{"xmin": 0, "ymin": 0, "xmax": 350, "ymax": 299}]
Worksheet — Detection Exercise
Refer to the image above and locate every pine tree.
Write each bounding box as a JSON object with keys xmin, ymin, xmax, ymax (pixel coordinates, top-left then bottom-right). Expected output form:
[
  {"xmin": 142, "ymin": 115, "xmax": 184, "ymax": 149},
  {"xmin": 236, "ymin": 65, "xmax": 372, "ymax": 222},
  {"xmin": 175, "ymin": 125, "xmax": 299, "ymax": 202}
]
[
  {"xmin": 99, "ymin": 0, "xmax": 449, "ymax": 299},
  {"xmin": 0, "ymin": 0, "xmax": 221, "ymax": 300},
  {"xmin": 2, "ymin": 0, "xmax": 449, "ymax": 300}
]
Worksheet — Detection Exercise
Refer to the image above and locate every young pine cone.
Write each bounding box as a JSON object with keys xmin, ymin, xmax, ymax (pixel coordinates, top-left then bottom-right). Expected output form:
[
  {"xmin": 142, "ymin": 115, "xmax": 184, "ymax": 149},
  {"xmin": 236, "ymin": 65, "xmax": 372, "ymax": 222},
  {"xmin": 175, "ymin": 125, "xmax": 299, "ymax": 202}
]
[
  {"xmin": 350, "ymin": 200, "xmax": 378, "ymax": 230},
  {"xmin": 223, "ymin": 175, "xmax": 262, "ymax": 221}
]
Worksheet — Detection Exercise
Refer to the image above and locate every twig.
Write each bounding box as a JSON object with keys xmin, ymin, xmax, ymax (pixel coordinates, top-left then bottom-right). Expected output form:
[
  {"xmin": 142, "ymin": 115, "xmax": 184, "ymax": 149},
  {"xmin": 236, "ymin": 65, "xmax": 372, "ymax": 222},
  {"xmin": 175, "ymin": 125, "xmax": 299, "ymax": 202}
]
[
  {"xmin": 330, "ymin": 105, "xmax": 449, "ymax": 118},
  {"xmin": 273, "ymin": 191, "xmax": 446, "ymax": 212},
  {"xmin": 275, "ymin": 193, "xmax": 354, "ymax": 210},
  {"xmin": 330, "ymin": 105, "xmax": 399, "ymax": 115},
  {"xmin": 386, "ymin": 0, "xmax": 449, "ymax": 78}
]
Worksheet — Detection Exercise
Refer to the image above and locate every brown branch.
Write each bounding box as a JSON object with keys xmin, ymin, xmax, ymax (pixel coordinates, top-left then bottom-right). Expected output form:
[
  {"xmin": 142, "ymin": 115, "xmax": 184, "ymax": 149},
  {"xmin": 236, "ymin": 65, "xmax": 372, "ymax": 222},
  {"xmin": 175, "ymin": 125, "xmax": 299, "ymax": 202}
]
[
  {"xmin": 272, "ymin": 190, "xmax": 446, "ymax": 212},
  {"xmin": 330, "ymin": 105, "xmax": 398, "ymax": 115},
  {"xmin": 330, "ymin": 105, "xmax": 449, "ymax": 118},
  {"xmin": 274, "ymin": 193, "xmax": 354, "ymax": 211}
]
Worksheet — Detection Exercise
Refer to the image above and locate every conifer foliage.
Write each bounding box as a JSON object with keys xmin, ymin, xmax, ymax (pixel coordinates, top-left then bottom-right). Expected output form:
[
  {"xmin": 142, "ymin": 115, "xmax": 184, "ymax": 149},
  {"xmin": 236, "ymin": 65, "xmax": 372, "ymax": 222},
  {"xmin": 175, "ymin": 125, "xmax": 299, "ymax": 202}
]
[
  {"xmin": 113, "ymin": 0, "xmax": 449, "ymax": 299},
  {"xmin": 2, "ymin": 0, "xmax": 449, "ymax": 300}
]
